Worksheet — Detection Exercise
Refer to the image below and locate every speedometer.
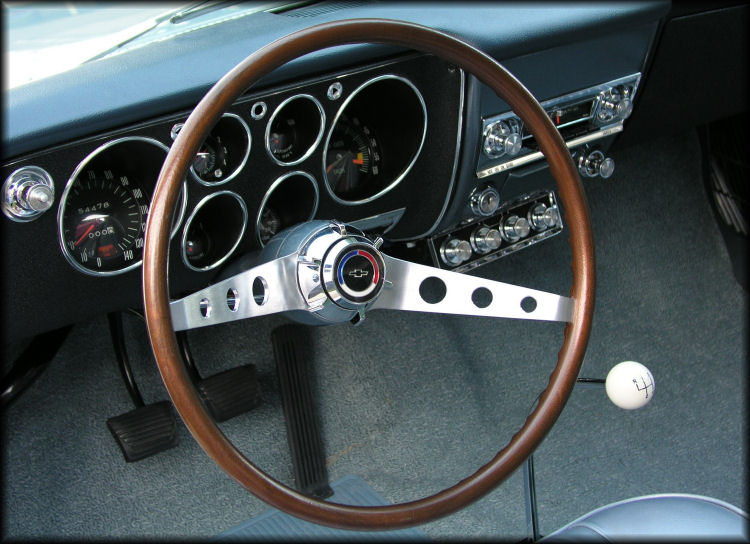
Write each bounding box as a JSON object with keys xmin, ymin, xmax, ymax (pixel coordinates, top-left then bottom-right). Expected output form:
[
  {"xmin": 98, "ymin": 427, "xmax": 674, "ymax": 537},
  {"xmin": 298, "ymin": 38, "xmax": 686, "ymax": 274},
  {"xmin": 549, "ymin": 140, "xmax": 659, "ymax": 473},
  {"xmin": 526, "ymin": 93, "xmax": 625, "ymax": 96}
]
[{"xmin": 60, "ymin": 167, "xmax": 148, "ymax": 275}]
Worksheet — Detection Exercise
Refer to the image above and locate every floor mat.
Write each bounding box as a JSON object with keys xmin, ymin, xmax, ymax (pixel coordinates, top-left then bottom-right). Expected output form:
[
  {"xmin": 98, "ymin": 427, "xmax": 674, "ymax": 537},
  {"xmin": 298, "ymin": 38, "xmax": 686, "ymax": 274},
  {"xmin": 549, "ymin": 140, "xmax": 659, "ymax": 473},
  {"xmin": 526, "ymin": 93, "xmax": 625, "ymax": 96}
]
[{"xmin": 217, "ymin": 474, "xmax": 430, "ymax": 540}]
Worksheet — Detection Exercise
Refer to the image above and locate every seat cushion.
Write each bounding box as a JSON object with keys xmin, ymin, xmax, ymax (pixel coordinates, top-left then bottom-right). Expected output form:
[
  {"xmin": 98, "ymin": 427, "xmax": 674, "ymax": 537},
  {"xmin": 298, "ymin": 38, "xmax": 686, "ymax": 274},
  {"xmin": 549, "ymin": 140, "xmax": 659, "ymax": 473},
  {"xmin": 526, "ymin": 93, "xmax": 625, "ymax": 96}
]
[{"xmin": 543, "ymin": 493, "xmax": 748, "ymax": 541}]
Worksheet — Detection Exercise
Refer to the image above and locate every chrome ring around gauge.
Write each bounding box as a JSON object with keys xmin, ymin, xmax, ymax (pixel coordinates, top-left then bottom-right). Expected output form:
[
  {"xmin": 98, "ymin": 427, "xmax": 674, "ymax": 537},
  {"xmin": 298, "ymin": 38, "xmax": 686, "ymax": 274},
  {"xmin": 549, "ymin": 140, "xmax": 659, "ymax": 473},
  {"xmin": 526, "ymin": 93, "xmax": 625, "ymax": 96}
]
[
  {"xmin": 322, "ymin": 74, "xmax": 427, "ymax": 206},
  {"xmin": 265, "ymin": 94, "xmax": 326, "ymax": 166},
  {"xmin": 255, "ymin": 171, "xmax": 319, "ymax": 247},
  {"xmin": 190, "ymin": 113, "xmax": 252, "ymax": 186},
  {"xmin": 58, "ymin": 136, "xmax": 187, "ymax": 277},
  {"xmin": 181, "ymin": 190, "xmax": 248, "ymax": 272}
]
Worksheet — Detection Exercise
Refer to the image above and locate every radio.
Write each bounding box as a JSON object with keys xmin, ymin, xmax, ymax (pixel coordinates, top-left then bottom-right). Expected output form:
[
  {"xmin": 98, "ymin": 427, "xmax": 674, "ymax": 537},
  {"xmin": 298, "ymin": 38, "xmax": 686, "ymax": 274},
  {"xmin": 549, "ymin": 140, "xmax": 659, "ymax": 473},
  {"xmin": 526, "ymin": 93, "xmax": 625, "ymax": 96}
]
[{"xmin": 477, "ymin": 73, "xmax": 641, "ymax": 178}]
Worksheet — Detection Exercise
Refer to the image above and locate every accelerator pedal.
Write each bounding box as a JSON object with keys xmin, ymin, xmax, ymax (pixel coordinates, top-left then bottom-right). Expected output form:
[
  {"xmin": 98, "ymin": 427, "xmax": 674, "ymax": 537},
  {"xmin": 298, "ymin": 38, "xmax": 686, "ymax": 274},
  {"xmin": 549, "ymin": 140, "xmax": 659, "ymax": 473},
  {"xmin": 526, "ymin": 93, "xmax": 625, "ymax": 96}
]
[
  {"xmin": 197, "ymin": 364, "xmax": 262, "ymax": 423},
  {"xmin": 107, "ymin": 400, "xmax": 178, "ymax": 462},
  {"xmin": 272, "ymin": 324, "xmax": 333, "ymax": 499}
]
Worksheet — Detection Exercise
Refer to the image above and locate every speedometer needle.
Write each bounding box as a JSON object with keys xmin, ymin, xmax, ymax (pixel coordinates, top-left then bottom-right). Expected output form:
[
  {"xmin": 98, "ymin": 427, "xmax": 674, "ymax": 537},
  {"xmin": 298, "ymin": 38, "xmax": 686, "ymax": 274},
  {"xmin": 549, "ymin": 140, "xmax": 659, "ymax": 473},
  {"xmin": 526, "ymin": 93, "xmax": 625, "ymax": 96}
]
[{"xmin": 75, "ymin": 224, "xmax": 96, "ymax": 247}]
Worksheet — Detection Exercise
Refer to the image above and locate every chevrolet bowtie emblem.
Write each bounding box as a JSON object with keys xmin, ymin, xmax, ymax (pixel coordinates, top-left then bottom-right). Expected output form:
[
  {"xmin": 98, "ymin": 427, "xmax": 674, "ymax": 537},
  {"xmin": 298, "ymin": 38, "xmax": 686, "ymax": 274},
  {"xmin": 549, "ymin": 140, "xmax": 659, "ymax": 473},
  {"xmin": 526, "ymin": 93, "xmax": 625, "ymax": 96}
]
[{"xmin": 348, "ymin": 269, "xmax": 369, "ymax": 278}]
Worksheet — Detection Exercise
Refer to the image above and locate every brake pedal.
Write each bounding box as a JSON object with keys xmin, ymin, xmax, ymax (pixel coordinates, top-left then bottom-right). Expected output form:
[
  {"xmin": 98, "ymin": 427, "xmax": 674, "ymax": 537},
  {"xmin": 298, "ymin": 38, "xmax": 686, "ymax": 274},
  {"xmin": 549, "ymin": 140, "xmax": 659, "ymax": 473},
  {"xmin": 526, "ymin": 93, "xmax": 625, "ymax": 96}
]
[
  {"xmin": 197, "ymin": 364, "xmax": 262, "ymax": 422},
  {"xmin": 107, "ymin": 401, "xmax": 178, "ymax": 462}
]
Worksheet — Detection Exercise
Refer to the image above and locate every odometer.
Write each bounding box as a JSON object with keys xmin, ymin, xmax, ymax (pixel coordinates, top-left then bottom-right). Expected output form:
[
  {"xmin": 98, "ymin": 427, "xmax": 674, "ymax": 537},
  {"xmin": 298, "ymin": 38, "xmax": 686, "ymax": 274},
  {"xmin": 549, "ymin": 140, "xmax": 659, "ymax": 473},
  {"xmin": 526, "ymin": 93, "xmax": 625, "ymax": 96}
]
[{"xmin": 60, "ymin": 168, "xmax": 148, "ymax": 275}]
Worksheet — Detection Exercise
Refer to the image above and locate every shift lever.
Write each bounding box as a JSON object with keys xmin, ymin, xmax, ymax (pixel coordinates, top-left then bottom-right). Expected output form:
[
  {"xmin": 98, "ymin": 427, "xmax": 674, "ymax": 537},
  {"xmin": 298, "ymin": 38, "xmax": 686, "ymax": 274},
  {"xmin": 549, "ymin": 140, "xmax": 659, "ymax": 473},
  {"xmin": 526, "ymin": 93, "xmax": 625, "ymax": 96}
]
[{"xmin": 577, "ymin": 361, "xmax": 655, "ymax": 410}]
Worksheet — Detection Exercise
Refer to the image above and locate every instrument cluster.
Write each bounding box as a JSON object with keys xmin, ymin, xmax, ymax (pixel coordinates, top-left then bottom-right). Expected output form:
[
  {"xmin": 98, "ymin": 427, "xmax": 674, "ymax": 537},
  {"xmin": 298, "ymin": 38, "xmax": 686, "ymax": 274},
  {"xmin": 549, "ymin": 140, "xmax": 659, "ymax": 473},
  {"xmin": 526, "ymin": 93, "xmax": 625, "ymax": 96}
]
[{"xmin": 1, "ymin": 54, "xmax": 462, "ymax": 285}]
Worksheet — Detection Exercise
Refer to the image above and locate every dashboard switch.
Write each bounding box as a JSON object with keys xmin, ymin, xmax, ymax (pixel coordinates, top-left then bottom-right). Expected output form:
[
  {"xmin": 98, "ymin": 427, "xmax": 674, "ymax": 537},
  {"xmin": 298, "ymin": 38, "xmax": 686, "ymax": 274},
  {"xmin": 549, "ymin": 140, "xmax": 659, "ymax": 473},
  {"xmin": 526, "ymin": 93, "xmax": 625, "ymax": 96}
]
[
  {"xmin": 482, "ymin": 120, "xmax": 522, "ymax": 159},
  {"xmin": 2, "ymin": 166, "xmax": 55, "ymax": 222},
  {"xmin": 500, "ymin": 215, "xmax": 530, "ymax": 243},
  {"xmin": 440, "ymin": 238, "xmax": 472, "ymax": 266},
  {"xmin": 470, "ymin": 226, "xmax": 502, "ymax": 253},
  {"xmin": 528, "ymin": 203, "xmax": 559, "ymax": 231},
  {"xmin": 578, "ymin": 149, "xmax": 615, "ymax": 179}
]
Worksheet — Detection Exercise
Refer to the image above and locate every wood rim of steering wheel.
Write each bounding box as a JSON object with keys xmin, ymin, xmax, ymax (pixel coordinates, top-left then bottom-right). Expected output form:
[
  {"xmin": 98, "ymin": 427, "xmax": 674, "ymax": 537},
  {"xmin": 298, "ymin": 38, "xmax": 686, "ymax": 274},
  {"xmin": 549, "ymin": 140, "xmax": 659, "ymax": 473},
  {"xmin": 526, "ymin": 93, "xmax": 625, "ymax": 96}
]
[{"xmin": 143, "ymin": 18, "xmax": 595, "ymax": 531}]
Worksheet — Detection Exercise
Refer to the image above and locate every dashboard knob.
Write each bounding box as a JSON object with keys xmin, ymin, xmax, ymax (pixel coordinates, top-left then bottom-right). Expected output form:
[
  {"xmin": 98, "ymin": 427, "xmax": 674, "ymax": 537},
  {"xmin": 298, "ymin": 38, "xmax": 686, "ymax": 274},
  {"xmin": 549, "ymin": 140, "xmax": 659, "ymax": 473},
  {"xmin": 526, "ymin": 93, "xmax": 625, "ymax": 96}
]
[
  {"xmin": 483, "ymin": 120, "xmax": 522, "ymax": 158},
  {"xmin": 470, "ymin": 186, "xmax": 500, "ymax": 216},
  {"xmin": 578, "ymin": 149, "xmax": 615, "ymax": 179},
  {"xmin": 501, "ymin": 215, "xmax": 530, "ymax": 243},
  {"xmin": 441, "ymin": 238, "xmax": 472, "ymax": 266},
  {"xmin": 471, "ymin": 226, "xmax": 502, "ymax": 253},
  {"xmin": 528, "ymin": 203, "xmax": 559, "ymax": 231},
  {"xmin": 2, "ymin": 166, "xmax": 55, "ymax": 222}
]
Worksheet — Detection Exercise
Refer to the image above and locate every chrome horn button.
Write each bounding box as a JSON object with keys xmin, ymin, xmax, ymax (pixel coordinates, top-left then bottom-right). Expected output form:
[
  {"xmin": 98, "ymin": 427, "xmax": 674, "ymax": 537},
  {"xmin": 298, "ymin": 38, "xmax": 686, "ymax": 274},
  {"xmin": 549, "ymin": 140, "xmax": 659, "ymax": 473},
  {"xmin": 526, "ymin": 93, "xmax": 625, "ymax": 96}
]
[{"xmin": 323, "ymin": 241, "xmax": 385, "ymax": 307}]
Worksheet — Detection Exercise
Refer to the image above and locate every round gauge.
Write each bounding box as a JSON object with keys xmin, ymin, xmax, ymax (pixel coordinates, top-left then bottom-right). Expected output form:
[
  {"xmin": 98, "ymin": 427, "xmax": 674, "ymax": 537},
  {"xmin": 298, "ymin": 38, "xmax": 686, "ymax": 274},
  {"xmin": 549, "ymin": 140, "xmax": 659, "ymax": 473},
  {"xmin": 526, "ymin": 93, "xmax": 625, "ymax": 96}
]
[
  {"xmin": 324, "ymin": 114, "xmax": 382, "ymax": 199},
  {"xmin": 265, "ymin": 95, "xmax": 325, "ymax": 166},
  {"xmin": 193, "ymin": 133, "xmax": 228, "ymax": 180},
  {"xmin": 258, "ymin": 206, "xmax": 282, "ymax": 245},
  {"xmin": 60, "ymin": 168, "xmax": 148, "ymax": 274},
  {"xmin": 190, "ymin": 113, "xmax": 251, "ymax": 186}
]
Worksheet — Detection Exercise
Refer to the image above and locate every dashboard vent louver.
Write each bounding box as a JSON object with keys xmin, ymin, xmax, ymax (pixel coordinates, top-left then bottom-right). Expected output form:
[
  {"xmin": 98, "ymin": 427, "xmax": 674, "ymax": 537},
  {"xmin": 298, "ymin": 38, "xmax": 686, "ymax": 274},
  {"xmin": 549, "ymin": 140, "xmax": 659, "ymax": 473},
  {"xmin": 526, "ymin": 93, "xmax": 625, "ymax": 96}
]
[{"xmin": 279, "ymin": 0, "xmax": 373, "ymax": 18}]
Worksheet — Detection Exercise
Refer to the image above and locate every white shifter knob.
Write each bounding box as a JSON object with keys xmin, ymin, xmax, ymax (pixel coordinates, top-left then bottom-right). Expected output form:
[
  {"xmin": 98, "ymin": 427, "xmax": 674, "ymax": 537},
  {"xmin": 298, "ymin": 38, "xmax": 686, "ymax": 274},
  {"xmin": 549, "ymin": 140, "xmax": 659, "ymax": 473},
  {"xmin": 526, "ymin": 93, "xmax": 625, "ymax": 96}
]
[{"xmin": 605, "ymin": 361, "xmax": 655, "ymax": 410}]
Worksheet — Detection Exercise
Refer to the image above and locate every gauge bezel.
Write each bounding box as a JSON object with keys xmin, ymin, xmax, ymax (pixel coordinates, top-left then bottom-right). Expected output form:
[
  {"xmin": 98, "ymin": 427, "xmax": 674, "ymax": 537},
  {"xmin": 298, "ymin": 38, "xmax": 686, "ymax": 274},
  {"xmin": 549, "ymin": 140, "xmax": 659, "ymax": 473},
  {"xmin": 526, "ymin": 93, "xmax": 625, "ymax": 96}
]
[
  {"xmin": 255, "ymin": 171, "xmax": 319, "ymax": 247},
  {"xmin": 265, "ymin": 94, "xmax": 326, "ymax": 167},
  {"xmin": 181, "ymin": 190, "xmax": 248, "ymax": 272},
  {"xmin": 190, "ymin": 113, "xmax": 252, "ymax": 187},
  {"xmin": 57, "ymin": 136, "xmax": 187, "ymax": 277},
  {"xmin": 322, "ymin": 74, "xmax": 428, "ymax": 206}
]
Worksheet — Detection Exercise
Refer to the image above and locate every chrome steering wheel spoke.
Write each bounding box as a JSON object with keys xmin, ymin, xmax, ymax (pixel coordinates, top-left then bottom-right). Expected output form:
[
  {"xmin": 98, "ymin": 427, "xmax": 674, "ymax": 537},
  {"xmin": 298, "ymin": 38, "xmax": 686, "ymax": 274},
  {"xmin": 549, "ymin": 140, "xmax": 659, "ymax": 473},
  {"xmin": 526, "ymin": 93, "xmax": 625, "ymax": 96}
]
[
  {"xmin": 170, "ymin": 253, "xmax": 304, "ymax": 330},
  {"xmin": 371, "ymin": 254, "xmax": 573, "ymax": 322}
]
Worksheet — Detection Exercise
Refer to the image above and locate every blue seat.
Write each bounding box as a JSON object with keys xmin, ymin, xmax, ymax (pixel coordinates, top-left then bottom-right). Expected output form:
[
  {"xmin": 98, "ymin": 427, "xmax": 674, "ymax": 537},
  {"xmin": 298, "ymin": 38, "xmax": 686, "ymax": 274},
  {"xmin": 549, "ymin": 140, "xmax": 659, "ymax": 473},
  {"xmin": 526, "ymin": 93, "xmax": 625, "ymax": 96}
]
[{"xmin": 543, "ymin": 494, "xmax": 748, "ymax": 541}]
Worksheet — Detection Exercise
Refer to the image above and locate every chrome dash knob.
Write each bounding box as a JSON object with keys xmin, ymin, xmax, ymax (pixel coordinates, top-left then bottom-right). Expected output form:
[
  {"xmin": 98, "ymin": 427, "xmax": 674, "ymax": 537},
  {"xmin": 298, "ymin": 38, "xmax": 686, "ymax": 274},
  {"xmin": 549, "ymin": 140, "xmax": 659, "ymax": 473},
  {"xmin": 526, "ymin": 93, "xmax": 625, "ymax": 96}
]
[
  {"xmin": 441, "ymin": 238, "xmax": 472, "ymax": 266},
  {"xmin": 501, "ymin": 215, "xmax": 530, "ymax": 243},
  {"xmin": 528, "ymin": 203, "xmax": 560, "ymax": 231},
  {"xmin": 2, "ymin": 166, "xmax": 55, "ymax": 222},
  {"xmin": 578, "ymin": 150, "xmax": 615, "ymax": 179},
  {"xmin": 471, "ymin": 226, "xmax": 502, "ymax": 254}
]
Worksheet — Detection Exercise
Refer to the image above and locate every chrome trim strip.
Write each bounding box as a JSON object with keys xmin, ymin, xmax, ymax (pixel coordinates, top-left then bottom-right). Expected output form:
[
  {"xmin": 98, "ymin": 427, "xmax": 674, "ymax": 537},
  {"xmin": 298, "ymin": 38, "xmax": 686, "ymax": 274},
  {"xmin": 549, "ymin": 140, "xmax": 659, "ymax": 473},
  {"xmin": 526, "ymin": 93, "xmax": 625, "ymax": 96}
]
[
  {"xmin": 181, "ymin": 190, "xmax": 248, "ymax": 272},
  {"xmin": 191, "ymin": 112, "xmax": 252, "ymax": 187},
  {"xmin": 255, "ymin": 171, "xmax": 319, "ymax": 247},
  {"xmin": 322, "ymin": 74, "xmax": 428, "ymax": 206},
  {"xmin": 57, "ymin": 136, "xmax": 187, "ymax": 277},
  {"xmin": 264, "ymin": 94, "xmax": 326, "ymax": 167},
  {"xmin": 477, "ymin": 125, "xmax": 624, "ymax": 178}
]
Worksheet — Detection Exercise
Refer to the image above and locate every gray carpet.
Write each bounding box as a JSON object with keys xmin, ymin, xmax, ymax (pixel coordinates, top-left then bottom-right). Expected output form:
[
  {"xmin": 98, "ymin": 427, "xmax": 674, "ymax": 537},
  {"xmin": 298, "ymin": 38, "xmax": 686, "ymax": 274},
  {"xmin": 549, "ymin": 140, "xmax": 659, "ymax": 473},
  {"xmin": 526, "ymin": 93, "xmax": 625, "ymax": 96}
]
[{"xmin": 2, "ymin": 130, "xmax": 746, "ymax": 540}]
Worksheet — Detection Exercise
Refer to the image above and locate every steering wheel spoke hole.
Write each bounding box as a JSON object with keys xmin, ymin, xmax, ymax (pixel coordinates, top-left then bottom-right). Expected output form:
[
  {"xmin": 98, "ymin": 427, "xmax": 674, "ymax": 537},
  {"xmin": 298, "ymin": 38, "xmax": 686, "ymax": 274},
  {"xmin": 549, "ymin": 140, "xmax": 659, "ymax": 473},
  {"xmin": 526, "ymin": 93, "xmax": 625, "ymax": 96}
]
[
  {"xmin": 252, "ymin": 276, "xmax": 268, "ymax": 306},
  {"xmin": 521, "ymin": 296, "xmax": 537, "ymax": 313},
  {"xmin": 199, "ymin": 298, "xmax": 212, "ymax": 318},
  {"xmin": 471, "ymin": 287, "xmax": 493, "ymax": 309},
  {"xmin": 419, "ymin": 276, "xmax": 447, "ymax": 304},
  {"xmin": 226, "ymin": 288, "xmax": 240, "ymax": 312}
]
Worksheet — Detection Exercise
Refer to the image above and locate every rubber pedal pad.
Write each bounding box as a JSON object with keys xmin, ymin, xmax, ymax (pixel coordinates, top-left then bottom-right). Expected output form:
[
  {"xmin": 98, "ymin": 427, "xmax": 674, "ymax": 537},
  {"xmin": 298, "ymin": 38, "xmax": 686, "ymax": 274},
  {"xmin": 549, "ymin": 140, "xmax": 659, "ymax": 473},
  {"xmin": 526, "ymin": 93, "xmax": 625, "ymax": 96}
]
[
  {"xmin": 197, "ymin": 364, "xmax": 261, "ymax": 423},
  {"xmin": 272, "ymin": 325, "xmax": 333, "ymax": 499},
  {"xmin": 106, "ymin": 400, "xmax": 178, "ymax": 462}
]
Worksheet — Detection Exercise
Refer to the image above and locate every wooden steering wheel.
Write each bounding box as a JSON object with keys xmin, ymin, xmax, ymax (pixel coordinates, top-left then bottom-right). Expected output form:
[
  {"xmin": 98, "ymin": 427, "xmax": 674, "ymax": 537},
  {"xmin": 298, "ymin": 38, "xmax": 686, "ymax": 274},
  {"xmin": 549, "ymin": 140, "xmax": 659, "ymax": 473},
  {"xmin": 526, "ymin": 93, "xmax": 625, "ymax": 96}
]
[{"xmin": 143, "ymin": 19, "xmax": 595, "ymax": 531}]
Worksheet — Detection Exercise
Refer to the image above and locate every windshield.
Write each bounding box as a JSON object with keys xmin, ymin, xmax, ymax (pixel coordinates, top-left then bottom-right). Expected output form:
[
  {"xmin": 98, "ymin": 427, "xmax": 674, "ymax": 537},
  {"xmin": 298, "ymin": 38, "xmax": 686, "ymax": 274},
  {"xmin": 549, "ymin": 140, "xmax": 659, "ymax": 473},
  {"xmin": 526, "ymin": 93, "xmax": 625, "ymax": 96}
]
[{"xmin": 3, "ymin": 1, "xmax": 303, "ymax": 90}]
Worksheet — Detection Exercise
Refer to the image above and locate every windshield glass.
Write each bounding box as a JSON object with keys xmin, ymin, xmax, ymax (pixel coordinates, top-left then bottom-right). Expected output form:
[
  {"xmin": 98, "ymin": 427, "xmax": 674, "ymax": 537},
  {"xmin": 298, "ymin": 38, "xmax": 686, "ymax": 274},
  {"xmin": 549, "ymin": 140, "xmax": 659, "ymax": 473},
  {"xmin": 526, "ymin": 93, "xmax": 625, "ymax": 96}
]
[{"xmin": 3, "ymin": 1, "xmax": 299, "ymax": 90}]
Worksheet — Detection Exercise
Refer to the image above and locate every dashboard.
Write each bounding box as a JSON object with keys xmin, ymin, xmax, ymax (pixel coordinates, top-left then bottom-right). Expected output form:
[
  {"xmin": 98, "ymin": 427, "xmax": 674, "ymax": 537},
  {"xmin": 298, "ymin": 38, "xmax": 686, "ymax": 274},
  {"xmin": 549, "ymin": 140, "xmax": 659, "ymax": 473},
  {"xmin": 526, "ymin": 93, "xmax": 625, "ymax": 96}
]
[{"xmin": 4, "ymin": 1, "xmax": 745, "ymax": 345}]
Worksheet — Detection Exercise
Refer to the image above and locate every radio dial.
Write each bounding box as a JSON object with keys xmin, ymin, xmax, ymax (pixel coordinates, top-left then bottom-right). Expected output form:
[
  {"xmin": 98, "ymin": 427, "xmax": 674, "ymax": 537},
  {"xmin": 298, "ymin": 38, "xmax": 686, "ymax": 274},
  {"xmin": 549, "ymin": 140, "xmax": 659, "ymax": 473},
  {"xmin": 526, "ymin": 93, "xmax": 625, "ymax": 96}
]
[
  {"xmin": 483, "ymin": 121, "xmax": 522, "ymax": 159},
  {"xmin": 501, "ymin": 215, "xmax": 530, "ymax": 243}
]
